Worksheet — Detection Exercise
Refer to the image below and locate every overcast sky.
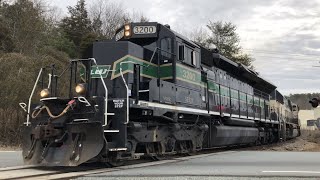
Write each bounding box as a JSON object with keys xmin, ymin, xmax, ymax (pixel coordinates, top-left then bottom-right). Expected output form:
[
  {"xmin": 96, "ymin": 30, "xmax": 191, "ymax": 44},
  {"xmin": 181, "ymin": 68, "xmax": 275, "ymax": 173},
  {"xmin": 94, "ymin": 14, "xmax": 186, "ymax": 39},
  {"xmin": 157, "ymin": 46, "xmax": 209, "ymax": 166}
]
[{"xmin": 55, "ymin": 0, "xmax": 320, "ymax": 95}]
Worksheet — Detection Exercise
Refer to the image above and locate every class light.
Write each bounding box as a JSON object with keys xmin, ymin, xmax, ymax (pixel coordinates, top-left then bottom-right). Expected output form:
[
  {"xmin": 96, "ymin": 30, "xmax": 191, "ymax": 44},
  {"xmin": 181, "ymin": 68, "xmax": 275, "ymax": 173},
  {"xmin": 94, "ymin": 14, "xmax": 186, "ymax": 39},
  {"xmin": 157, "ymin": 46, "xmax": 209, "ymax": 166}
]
[
  {"xmin": 40, "ymin": 89, "xmax": 50, "ymax": 98},
  {"xmin": 75, "ymin": 84, "xmax": 86, "ymax": 95}
]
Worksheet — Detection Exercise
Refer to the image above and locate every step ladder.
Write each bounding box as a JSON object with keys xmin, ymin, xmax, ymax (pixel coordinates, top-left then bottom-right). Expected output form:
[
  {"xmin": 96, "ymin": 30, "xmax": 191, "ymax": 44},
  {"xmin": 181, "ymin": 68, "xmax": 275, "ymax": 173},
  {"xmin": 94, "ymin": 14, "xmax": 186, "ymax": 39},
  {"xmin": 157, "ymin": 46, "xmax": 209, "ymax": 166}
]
[{"xmin": 104, "ymin": 112, "xmax": 120, "ymax": 133}]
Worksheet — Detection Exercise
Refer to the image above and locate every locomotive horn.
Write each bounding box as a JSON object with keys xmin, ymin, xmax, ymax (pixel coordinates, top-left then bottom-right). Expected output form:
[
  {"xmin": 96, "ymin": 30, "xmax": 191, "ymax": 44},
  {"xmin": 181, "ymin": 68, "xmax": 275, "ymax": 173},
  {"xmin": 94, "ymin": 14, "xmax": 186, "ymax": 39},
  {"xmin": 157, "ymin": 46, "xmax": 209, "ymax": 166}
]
[{"xmin": 309, "ymin": 97, "xmax": 319, "ymax": 108}]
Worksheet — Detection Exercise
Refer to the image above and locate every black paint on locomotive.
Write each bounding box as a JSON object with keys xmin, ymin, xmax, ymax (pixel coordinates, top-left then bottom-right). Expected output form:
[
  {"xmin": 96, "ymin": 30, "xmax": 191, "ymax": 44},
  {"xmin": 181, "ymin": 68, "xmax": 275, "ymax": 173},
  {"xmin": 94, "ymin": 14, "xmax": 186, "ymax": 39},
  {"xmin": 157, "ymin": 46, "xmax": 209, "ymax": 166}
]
[{"xmin": 21, "ymin": 22, "xmax": 300, "ymax": 166}]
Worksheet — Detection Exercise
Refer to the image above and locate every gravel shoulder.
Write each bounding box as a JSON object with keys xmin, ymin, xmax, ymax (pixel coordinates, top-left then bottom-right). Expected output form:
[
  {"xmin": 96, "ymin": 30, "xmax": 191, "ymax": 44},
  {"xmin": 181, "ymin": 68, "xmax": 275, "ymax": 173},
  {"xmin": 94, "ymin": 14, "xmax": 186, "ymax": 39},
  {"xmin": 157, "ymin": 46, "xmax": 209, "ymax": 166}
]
[
  {"xmin": 242, "ymin": 130, "xmax": 320, "ymax": 152},
  {"xmin": 242, "ymin": 137, "xmax": 320, "ymax": 151}
]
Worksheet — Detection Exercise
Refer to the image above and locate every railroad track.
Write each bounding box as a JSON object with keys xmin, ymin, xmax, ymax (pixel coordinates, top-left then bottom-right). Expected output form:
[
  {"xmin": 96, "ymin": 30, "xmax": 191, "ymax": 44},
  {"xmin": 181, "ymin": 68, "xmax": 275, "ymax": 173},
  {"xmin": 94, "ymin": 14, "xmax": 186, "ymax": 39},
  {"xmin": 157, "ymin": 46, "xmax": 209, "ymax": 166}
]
[
  {"xmin": 0, "ymin": 150, "xmax": 237, "ymax": 180},
  {"xmin": 0, "ymin": 164, "xmax": 108, "ymax": 180},
  {"xmin": 0, "ymin": 158, "xmax": 181, "ymax": 179}
]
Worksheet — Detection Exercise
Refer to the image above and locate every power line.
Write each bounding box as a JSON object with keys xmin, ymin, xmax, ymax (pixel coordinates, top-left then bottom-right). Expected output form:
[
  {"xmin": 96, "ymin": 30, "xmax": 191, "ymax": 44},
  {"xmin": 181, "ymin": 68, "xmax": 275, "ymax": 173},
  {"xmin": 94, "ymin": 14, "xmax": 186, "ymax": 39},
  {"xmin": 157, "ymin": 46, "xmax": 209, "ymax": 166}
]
[
  {"xmin": 251, "ymin": 54, "xmax": 319, "ymax": 62},
  {"xmin": 244, "ymin": 48, "xmax": 320, "ymax": 58}
]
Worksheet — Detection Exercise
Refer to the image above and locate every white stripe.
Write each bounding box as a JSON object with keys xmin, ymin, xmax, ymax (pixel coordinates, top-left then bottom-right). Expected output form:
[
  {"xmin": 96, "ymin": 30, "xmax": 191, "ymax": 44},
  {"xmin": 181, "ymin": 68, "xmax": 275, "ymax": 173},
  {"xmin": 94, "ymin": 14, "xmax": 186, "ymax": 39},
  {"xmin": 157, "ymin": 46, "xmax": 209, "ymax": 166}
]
[
  {"xmin": 109, "ymin": 148, "xmax": 127, "ymax": 151},
  {"xmin": 209, "ymin": 111, "xmax": 220, "ymax": 115},
  {"xmin": 73, "ymin": 119, "xmax": 88, "ymax": 122},
  {"xmin": 223, "ymin": 113, "xmax": 230, "ymax": 116},
  {"xmin": 231, "ymin": 114, "xmax": 239, "ymax": 118},
  {"xmin": 104, "ymin": 130, "xmax": 119, "ymax": 133},
  {"xmin": 262, "ymin": 170, "xmax": 320, "ymax": 174},
  {"xmin": 240, "ymin": 115, "xmax": 247, "ymax": 119},
  {"xmin": 40, "ymin": 97, "xmax": 58, "ymax": 101},
  {"xmin": 138, "ymin": 101, "xmax": 209, "ymax": 114}
]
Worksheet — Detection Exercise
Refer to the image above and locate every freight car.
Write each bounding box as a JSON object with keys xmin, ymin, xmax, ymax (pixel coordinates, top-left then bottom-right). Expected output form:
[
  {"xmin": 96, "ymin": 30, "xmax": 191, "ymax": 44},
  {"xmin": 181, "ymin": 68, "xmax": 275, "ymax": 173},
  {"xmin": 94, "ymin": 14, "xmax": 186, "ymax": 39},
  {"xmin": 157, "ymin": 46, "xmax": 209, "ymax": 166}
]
[{"xmin": 19, "ymin": 22, "xmax": 300, "ymax": 166}]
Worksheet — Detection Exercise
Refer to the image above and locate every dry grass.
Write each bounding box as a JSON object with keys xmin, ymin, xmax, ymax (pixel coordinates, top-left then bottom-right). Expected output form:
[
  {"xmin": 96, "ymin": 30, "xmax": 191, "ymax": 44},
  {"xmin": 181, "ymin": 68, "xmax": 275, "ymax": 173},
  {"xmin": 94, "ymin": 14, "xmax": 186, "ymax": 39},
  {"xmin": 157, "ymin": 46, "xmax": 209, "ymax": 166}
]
[
  {"xmin": 300, "ymin": 130, "xmax": 320, "ymax": 144},
  {"xmin": 0, "ymin": 108, "xmax": 24, "ymax": 146},
  {"xmin": 240, "ymin": 130, "xmax": 320, "ymax": 152}
]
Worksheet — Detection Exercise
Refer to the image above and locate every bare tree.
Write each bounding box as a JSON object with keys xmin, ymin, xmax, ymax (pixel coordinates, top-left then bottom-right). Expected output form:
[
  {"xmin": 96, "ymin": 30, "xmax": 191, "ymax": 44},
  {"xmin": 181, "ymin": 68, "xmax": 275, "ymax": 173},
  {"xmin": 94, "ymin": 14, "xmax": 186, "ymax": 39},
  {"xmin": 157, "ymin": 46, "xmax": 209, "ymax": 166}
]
[
  {"xmin": 89, "ymin": 0, "xmax": 128, "ymax": 39},
  {"xmin": 89, "ymin": 0, "xmax": 149, "ymax": 39},
  {"xmin": 128, "ymin": 10, "xmax": 149, "ymax": 22},
  {"xmin": 188, "ymin": 27, "xmax": 210, "ymax": 48}
]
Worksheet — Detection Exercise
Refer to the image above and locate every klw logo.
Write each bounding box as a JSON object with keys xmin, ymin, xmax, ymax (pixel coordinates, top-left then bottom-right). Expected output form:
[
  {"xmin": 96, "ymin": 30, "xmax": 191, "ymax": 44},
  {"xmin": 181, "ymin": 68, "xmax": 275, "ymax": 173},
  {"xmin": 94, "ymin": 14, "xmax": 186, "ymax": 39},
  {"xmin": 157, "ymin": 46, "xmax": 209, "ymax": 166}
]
[
  {"xmin": 90, "ymin": 65, "xmax": 111, "ymax": 78},
  {"xmin": 113, "ymin": 99, "xmax": 124, "ymax": 108}
]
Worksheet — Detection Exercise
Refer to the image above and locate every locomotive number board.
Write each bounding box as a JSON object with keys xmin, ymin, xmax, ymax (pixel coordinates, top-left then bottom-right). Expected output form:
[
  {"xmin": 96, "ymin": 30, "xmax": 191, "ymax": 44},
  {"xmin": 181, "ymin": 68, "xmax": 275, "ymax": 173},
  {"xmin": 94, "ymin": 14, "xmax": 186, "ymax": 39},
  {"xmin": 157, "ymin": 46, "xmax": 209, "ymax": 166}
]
[{"xmin": 133, "ymin": 26, "xmax": 156, "ymax": 34}]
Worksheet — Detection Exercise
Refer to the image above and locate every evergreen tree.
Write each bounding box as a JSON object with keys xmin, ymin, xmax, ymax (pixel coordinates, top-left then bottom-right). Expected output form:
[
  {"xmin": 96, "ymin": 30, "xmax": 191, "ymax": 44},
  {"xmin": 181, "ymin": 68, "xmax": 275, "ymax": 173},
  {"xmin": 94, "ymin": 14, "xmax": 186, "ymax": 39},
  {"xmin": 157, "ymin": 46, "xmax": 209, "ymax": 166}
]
[
  {"xmin": 191, "ymin": 21, "xmax": 253, "ymax": 67},
  {"xmin": 0, "ymin": 0, "xmax": 47, "ymax": 55},
  {"xmin": 60, "ymin": 0, "xmax": 95, "ymax": 57},
  {"xmin": 47, "ymin": 27, "xmax": 77, "ymax": 58},
  {"xmin": 0, "ymin": 2, "xmax": 14, "ymax": 52},
  {"xmin": 206, "ymin": 21, "xmax": 253, "ymax": 66}
]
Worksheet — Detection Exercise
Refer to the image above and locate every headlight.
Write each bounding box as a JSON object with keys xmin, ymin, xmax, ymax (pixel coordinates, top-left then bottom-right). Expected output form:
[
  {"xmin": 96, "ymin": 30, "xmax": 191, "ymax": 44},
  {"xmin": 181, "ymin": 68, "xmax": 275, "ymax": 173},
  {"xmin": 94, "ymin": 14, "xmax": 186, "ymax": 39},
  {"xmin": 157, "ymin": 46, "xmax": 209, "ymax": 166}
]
[
  {"xmin": 40, "ymin": 89, "xmax": 50, "ymax": 98},
  {"xmin": 124, "ymin": 24, "xmax": 131, "ymax": 37},
  {"xmin": 124, "ymin": 31, "xmax": 131, "ymax": 37},
  {"xmin": 75, "ymin": 83, "xmax": 86, "ymax": 95}
]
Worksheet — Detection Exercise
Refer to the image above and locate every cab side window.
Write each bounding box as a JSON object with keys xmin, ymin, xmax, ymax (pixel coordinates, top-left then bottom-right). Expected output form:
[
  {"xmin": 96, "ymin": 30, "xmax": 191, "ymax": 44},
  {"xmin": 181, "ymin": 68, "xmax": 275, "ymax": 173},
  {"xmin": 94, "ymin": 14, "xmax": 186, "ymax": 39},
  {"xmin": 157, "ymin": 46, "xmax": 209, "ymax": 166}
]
[
  {"xmin": 160, "ymin": 38, "xmax": 172, "ymax": 62},
  {"xmin": 178, "ymin": 43, "xmax": 199, "ymax": 68}
]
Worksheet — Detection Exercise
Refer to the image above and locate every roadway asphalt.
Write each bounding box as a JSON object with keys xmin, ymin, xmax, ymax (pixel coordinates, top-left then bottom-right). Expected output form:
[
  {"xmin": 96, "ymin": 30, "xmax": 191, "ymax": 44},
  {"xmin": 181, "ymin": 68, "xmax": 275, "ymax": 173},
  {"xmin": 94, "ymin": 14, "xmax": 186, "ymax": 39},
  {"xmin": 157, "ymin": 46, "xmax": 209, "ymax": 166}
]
[
  {"xmin": 0, "ymin": 151, "xmax": 23, "ymax": 168},
  {"xmin": 82, "ymin": 151, "xmax": 320, "ymax": 179},
  {"xmin": 1, "ymin": 151, "xmax": 320, "ymax": 179}
]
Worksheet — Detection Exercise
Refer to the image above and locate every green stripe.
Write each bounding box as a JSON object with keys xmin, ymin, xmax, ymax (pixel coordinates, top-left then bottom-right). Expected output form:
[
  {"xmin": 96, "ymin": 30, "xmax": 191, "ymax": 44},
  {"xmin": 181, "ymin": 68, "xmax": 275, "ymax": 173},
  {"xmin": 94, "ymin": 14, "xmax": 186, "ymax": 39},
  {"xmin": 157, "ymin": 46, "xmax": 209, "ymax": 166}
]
[
  {"xmin": 112, "ymin": 56, "xmax": 157, "ymax": 78},
  {"xmin": 111, "ymin": 56, "xmax": 172, "ymax": 79},
  {"xmin": 110, "ymin": 56, "xmax": 269, "ymax": 107},
  {"xmin": 220, "ymin": 86, "xmax": 229, "ymax": 96},
  {"xmin": 254, "ymin": 97, "xmax": 259, "ymax": 105},
  {"xmin": 247, "ymin": 96, "xmax": 253, "ymax": 104},
  {"xmin": 240, "ymin": 92, "xmax": 246, "ymax": 101},
  {"xmin": 231, "ymin": 89, "xmax": 238, "ymax": 99},
  {"xmin": 176, "ymin": 63, "xmax": 201, "ymax": 85},
  {"xmin": 160, "ymin": 65, "xmax": 173, "ymax": 78},
  {"xmin": 208, "ymin": 81, "xmax": 219, "ymax": 93}
]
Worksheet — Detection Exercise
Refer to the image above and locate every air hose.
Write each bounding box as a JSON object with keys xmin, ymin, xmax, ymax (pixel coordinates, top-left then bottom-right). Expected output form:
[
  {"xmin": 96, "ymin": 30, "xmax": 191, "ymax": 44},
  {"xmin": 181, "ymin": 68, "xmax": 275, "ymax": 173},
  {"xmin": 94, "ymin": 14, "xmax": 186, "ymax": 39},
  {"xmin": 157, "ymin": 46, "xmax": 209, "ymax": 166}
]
[{"xmin": 31, "ymin": 105, "xmax": 71, "ymax": 119}]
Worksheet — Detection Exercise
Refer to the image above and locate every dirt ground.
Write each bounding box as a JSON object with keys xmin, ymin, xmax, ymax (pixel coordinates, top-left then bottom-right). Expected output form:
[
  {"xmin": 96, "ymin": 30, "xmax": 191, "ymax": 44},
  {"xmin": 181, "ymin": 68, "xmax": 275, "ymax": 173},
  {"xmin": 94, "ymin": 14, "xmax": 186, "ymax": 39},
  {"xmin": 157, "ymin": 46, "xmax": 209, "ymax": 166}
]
[
  {"xmin": 243, "ymin": 130, "xmax": 320, "ymax": 152},
  {"xmin": 0, "ymin": 145, "xmax": 20, "ymax": 151}
]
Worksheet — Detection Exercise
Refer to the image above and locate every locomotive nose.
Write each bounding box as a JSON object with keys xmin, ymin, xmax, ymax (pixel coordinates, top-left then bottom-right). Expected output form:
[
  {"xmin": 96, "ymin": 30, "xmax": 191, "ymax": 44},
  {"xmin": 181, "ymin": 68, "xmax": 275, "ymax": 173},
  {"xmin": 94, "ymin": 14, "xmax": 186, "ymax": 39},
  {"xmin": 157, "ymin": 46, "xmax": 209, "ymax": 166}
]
[
  {"xmin": 22, "ymin": 121, "xmax": 105, "ymax": 166},
  {"xmin": 309, "ymin": 97, "xmax": 319, "ymax": 108}
]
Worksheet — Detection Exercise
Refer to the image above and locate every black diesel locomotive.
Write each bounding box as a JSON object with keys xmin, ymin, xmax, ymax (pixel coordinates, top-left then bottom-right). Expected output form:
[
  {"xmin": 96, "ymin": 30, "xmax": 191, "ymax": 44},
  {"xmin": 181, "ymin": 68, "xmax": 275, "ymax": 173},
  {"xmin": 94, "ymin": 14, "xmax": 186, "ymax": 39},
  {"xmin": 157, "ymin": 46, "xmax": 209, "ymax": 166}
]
[{"xmin": 20, "ymin": 22, "xmax": 300, "ymax": 166}]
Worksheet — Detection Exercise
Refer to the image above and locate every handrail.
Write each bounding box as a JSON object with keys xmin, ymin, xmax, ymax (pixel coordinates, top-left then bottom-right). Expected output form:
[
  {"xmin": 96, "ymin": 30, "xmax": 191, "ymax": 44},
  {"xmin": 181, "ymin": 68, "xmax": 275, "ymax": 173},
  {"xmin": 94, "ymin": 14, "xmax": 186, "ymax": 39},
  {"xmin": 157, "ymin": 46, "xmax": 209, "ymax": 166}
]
[
  {"xmin": 89, "ymin": 58, "xmax": 109, "ymax": 126},
  {"xmin": 148, "ymin": 47, "xmax": 158, "ymax": 64},
  {"xmin": 26, "ymin": 68, "xmax": 43, "ymax": 126},
  {"xmin": 148, "ymin": 47, "xmax": 176, "ymax": 64},
  {"xmin": 57, "ymin": 64, "xmax": 71, "ymax": 78},
  {"xmin": 119, "ymin": 61, "xmax": 137, "ymax": 124},
  {"xmin": 47, "ymin": 73, "xmax": 52, "ymax": 89}
]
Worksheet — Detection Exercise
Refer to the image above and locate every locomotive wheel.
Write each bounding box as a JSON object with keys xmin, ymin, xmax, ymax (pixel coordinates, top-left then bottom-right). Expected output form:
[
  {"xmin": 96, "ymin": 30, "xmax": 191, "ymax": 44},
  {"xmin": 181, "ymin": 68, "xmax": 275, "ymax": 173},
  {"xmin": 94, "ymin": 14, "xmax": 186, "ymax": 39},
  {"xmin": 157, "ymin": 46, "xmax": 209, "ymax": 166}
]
[
  {"xmin": 107, "ymin": 159, "xmax": 124, "ymax": 167},
  {"xmin": 152, "ymin": 154, "xmax": 166, "ymax": 161},
  {"xmin": 106, "ymin": 152, "xmax": 124, "ymax": 167},
  {"xmin": 187, "ymin": 150, "xmax": 197, "ymax": 156}
]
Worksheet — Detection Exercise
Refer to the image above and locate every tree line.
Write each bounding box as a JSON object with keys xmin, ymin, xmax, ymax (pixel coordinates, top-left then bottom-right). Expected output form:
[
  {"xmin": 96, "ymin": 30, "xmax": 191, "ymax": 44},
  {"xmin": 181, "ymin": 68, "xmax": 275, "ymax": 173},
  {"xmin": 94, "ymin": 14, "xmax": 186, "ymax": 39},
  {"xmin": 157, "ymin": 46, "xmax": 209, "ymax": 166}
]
[
  {"xmin": 288, "ymin": 93, "xmax": 320, "ymax": 110},
  {"xmin": 0, "ymin": 0, "xmax": 252, "ymax": 146}
]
